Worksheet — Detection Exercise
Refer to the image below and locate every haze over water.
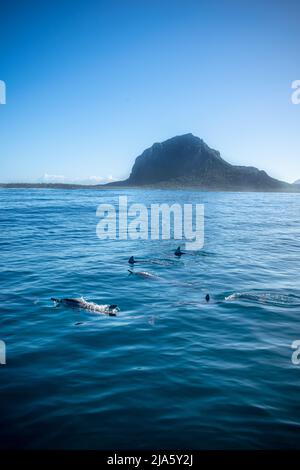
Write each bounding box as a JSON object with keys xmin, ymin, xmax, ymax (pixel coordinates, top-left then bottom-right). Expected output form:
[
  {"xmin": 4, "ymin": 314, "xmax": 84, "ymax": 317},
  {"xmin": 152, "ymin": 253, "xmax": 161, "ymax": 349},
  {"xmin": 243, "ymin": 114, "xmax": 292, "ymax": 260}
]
[{"xmin": 1, "ymin": 188, "xmax": 300, "ymax": 449}]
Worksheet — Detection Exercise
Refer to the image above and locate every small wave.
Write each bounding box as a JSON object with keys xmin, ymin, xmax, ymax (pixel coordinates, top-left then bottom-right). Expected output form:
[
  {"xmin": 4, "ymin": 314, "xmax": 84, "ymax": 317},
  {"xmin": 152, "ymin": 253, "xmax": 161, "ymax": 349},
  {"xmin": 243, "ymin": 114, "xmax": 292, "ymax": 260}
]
[{"xmin": 191, "ymin": 250, "xmax": 215, "ymax": 257}]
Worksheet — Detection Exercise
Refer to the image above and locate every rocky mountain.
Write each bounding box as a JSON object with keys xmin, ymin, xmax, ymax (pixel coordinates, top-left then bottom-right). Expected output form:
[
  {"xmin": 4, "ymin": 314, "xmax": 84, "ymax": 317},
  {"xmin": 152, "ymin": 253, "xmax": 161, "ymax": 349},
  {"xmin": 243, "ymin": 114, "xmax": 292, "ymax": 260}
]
[{"xmin": 107, "ymin": 134, "xmax": 294, "ymax": 191}]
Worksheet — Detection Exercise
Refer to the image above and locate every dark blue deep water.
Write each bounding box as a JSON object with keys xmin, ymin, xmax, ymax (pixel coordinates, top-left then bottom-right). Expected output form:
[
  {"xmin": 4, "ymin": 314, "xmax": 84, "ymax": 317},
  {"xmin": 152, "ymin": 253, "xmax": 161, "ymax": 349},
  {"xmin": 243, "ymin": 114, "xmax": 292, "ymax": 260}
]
[{"xmin": 1, "ymin": 188, "xmax": 300, "ymax": 449}]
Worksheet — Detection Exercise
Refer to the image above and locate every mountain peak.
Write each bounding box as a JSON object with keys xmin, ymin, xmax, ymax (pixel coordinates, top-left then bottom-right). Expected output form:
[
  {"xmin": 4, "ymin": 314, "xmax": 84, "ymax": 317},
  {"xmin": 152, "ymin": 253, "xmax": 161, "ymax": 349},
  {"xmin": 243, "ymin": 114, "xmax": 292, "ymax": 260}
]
[{"xmin": 108, "ymin": 134, "xmax": 293, "ymax": 191}]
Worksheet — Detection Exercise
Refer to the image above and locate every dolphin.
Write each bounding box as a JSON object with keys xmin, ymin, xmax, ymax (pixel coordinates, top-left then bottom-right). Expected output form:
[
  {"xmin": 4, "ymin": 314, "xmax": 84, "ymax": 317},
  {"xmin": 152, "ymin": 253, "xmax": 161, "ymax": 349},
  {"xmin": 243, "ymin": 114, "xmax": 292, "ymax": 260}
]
[
  {"xmin": 128, "ymin": 269, "xmax": 159, "ymax": 280},
  {"xmin": 128, "ymin": 255, "xmax": 176, "ymax": 267},
  {"xmin": 51, "ymin": 297, "xmax": 119, "ymax": 316},
  {"xmin": 174, "ymin": 246, "xmax": 185, "ymax": 257}
]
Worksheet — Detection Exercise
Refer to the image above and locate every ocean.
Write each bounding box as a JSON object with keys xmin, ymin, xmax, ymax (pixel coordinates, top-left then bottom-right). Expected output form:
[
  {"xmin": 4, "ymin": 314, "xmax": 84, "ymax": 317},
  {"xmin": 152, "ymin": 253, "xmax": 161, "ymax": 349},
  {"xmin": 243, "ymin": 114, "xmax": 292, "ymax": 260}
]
[{"xmin": 1, "ymin": 188, "xmax": 300, "ymax": 449}]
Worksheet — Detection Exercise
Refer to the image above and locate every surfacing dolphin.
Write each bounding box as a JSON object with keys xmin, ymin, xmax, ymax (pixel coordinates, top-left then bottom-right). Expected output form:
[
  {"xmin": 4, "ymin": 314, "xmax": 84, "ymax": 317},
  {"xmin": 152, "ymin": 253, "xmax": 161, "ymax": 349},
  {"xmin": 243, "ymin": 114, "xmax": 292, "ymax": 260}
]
[
  {"xmin": 174, "ymin": 246, "xmax": 186, "ymax": 257},
  {"xmin": 51, "ymin": 297, "xmax": 119, "ymax": 316},
  {"xmin": 128, "ymin": 269, "xmax": 159, "ymax": 280},
  {"xmin": 128, "ymin": 255, "xmax": 175, "ymax": 267}
]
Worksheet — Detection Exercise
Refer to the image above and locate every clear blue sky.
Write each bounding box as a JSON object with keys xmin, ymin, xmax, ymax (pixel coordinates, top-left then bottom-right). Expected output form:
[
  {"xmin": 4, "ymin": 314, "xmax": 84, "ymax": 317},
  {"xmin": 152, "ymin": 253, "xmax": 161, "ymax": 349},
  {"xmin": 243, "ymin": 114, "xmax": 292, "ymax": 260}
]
[{"xmin": 0, "ymin": 0, "xmax": 299, "ymax": 183}]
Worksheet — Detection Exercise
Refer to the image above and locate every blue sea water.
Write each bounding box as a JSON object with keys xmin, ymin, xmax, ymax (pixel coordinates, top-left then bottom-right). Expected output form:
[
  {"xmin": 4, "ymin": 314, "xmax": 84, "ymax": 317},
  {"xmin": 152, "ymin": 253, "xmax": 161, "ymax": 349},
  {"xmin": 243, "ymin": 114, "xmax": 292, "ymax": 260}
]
[{"xmin": 0, "ymin": 188, "xmax": 300, "ymax": 449}]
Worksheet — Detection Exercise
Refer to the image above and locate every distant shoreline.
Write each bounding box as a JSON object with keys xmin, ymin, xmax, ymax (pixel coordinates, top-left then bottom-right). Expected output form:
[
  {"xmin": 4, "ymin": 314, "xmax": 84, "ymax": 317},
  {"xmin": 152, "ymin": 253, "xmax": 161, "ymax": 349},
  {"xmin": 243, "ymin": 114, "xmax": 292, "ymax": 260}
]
[{"xmin": 1, "ymin": 182, "xmax": 300, "ymax": 193}]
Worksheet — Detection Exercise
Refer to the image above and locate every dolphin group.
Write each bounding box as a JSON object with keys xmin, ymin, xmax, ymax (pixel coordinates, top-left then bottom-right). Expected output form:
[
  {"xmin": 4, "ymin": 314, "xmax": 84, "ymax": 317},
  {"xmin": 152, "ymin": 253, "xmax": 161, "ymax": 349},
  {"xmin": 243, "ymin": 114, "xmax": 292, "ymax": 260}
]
[
  {"xmin": 127, "ymin": 247, "xmax": 210, "ymax": 302},
  {"xmin": 129, "ymin": 247, "xmax": 185, "ymax": 264},
  {"xmin": 52, "ymin": 246, "xmax": 210, "ymax": 318}
]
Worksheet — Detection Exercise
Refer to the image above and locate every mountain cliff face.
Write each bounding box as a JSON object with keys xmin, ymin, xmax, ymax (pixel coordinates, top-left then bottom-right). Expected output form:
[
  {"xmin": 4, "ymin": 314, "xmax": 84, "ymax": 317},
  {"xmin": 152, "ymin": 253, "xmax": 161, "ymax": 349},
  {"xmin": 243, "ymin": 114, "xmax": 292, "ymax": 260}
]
[{"xmin": 108, "ymin": 134, "xmax": 292, "ymax": 191}]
